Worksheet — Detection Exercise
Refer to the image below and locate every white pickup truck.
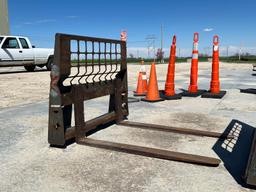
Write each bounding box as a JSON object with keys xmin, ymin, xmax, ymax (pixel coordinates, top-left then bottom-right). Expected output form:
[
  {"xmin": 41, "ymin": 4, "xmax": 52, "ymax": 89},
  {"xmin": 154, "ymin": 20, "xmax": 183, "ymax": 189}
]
[{"xmin": 0, "ymin": 35, "xmax": 54, "ymax": 71}]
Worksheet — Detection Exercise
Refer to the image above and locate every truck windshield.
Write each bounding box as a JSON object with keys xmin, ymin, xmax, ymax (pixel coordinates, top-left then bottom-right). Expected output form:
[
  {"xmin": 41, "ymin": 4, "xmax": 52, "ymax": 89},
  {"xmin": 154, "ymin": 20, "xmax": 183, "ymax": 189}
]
[{"xmin": 0, "ymin": 37, "xmax": 3, "ymax": 44}]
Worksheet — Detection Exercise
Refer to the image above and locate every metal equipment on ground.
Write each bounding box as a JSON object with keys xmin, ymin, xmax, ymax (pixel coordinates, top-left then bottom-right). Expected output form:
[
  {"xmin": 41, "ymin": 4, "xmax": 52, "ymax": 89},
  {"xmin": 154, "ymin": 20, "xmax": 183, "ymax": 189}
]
[
  {"xmin": 48, "ymin": 33, "xmax": 232, "ymax": 167},
  {"xmin": 244, "ymin": 129, "xmax": 256, "ymax": 186}
]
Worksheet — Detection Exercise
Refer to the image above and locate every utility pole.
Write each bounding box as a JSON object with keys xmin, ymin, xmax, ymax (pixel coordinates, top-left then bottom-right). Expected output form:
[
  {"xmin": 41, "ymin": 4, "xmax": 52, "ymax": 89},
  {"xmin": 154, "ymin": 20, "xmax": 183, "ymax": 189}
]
[
  {"xmin": 160, "ymin": 24, "xmax": 164, "ymax": 63},
  {"xmin": 0, "ymin": 0, "xmax": 9, "ymax": 35},
  {"xmin": 145, "ymin": 35, "xmax": 156, "ymax": 60},
  {"xmin": 226, "ymin": 46, "xmax": 229, "ymax": 57},
  {"xmin": 207, "ymin": 46, "xmax": 211, "ymax": 56},
  {"xmin": 239, "ymin": 42, "xmax": 242, "ymax": 61},
  {"xmin": 204, "ymin": 47, "xmax": 208, "ymax": 57}
]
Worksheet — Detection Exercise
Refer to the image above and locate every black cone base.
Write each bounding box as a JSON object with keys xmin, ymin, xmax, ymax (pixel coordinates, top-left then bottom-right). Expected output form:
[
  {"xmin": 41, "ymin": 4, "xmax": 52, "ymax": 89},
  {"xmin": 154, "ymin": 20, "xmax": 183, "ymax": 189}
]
[
  {"xmin": 128, "ymin": 97, "xmax": 141, "ymax": 103},
  {"xmin": 133, "ymin": 92, "xmax": 146, "ymax": 96},
  {"xmin": 201, "ymin": 90, "xmax": 226, "ymax": 99},
  {"xmin": 159, "ymin": 90, "xmax": 182, "ymax": 100},
  {"xmin": 240, "ymin": 88, "xmax": 256, "ymax": 95},
  {"xmin": 181, "ymin": 89, "xmax": 206, "ymax": 97},
  {"xmin": 141, "ymin": 92, "xmax": 165, "ymax": 102},
  {"xmin": 141, "ymin": 98, "xmax": 165, "ymax": 102}
]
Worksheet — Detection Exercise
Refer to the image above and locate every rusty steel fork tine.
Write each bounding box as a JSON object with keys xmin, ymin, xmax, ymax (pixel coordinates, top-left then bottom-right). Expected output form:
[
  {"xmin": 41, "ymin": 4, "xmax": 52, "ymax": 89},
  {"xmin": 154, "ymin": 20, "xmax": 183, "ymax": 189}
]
[
  {"xmin": 78, "ymin": 137, "xmax": 221, "ymax": 167},
  {"xmin": 119, "ymin": 121, "xmax": 234, "ymax": 139}
]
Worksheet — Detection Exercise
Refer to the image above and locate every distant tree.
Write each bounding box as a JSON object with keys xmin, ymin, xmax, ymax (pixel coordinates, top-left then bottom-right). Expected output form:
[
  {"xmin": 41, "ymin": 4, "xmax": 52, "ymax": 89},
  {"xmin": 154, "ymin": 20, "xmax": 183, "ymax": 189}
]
[
  {"xmin": 156, "ymin": 48, "xmax": 164, "ymax": 62},
  {"xmin": 199, "ymin": 53, "xmax": 209, "ymax": 58},
  {"xmin": 129, "ymin": 53, "xmax": 134, "ymax": 58},
  {"xmin": 244, "ymin": 52, "xmax": 251, "ymax": 56}
]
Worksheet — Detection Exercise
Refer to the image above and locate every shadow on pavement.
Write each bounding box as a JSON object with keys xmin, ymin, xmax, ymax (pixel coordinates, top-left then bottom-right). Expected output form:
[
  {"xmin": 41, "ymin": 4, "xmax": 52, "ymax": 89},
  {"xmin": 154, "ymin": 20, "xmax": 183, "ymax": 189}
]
[{"xmin": 213, "ymin": 119, "xmax": 256, "ymax": 189}]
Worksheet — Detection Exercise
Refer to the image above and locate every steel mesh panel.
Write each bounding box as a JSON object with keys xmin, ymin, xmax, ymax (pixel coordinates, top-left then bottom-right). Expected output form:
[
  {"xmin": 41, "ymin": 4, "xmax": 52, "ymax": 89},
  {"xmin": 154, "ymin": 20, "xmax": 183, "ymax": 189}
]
[{"xmin": 62, "ymin": 39, "xmax": 122, "ymax": 86}]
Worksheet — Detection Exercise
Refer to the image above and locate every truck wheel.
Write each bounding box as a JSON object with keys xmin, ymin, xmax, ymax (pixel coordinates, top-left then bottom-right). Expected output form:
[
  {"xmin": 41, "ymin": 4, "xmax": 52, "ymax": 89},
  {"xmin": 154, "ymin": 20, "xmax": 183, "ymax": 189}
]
[
  {"xmin": 24, "ymin": 65, "xmax": 35, "ymax": 72},
  {"xmin": 46, "ymin": 57, "xmax": 53, "ymax": 71}
]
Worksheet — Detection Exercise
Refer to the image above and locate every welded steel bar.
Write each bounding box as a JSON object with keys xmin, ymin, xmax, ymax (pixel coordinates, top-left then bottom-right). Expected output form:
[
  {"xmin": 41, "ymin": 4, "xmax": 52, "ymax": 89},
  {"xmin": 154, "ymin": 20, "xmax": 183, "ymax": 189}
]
[
  {"xmin": 64, "ymin": 110, "xmax": 129, "ymax": 140},
  {"xmin": 119, "ymin": 121, "xmax": 233, "ymax": 139},
  {"xmin": 78, "ymin": 138, "xmax": 221, "ymax": 167}
]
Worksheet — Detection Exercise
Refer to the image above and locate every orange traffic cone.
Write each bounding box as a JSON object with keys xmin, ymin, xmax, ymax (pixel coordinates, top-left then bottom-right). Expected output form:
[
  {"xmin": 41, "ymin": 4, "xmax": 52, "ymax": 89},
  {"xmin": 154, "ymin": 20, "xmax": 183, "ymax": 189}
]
[
  {"xmin": 134, "ymin": 70, "xmax": 147, "ymax": 96},
  {"xmin": 142, "ymin": 62, "xmax": 164, "ymax": 102},
  {"xmin": 182, "ymin": 32, "xmax": 205, "ymax": 97},
  {"xmin": 161, "ymin": 35, "xmax": 182, "ymax": 100},
  {"xmin": 210, "ymin": 35, "xmax": 220, "ymax": 94},
  {"xmin": 202, "ymin": 35, "xmax": 226, "ymax": 99},
  {"xmin": 188, "ymin": 32, "xmax": 199, "ymax": 93}
]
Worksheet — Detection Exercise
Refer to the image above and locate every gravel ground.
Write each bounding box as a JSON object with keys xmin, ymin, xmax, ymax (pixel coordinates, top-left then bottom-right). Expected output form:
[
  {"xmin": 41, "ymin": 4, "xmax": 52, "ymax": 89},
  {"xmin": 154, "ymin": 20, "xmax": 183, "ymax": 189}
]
[{"xmin": 0, "ymin": 62, "xmax": 256, "ymax": 192}]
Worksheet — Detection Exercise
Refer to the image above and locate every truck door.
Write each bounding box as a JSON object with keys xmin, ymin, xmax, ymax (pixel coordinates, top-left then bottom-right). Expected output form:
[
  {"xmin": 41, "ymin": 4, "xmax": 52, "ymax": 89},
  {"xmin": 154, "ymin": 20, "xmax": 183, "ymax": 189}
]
[
  {"xmin": 0, "ymin": 37, "xmax": 23, "ymax": 66},
  {"xmin": 18, "ymin": 38, "xmax": 34, "ymax": 65}
]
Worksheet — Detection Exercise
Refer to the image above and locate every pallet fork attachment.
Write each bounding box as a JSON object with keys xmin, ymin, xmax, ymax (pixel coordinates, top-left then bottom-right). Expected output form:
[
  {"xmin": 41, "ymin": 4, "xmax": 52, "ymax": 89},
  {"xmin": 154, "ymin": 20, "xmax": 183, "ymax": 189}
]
[{"xmin": 48, "ymin": 33, "xmax": 227, "ymax": 167}]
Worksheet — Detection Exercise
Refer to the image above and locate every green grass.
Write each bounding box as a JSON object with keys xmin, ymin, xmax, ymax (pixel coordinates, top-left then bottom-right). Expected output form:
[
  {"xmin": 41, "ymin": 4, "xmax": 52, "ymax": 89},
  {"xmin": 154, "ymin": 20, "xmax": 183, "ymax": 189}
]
[
  {"xmin": 127, "ymin": 57, "xmax": 211, "ymax": 64},
  {"xmin": 127, "ymin": 56, "xmax": 256, "ymax": 64},
  {"xmin": 70, "ymin": 55, "xmax": 256, "ymax": 66},
  {"xmin": 220, "ymin": 56, "xmax": 256, "ymax": 63}
]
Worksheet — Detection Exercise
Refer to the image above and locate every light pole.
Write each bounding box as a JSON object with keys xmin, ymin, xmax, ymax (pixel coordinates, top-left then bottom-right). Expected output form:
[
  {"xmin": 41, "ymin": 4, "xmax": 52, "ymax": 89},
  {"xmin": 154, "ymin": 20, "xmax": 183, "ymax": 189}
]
[
  {"xmin": 160, "ymin": 24, "xmax": 164, "ymax": 63},
  {"xmin": 0, "ymin": 0, "xmax": 9, "ymax": 35}
]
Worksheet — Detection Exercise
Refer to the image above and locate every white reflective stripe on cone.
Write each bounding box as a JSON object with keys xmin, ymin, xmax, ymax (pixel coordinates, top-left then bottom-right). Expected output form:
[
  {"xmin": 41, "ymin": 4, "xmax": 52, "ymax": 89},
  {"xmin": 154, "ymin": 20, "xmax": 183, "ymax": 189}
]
[
  {"xmin": 192, "ymin": 53, "xmax": 198, "ymax": 59},
  {"xmin": 193, "ymin": 43, "xmax": 198, "ymax": 51},
  {"xmin": 140, "ymin": 65, "xmax": 146, "ymax": 72},
  {"xmin": 142, "ymin": 75, "xmax": 147, "ymax": 80}
]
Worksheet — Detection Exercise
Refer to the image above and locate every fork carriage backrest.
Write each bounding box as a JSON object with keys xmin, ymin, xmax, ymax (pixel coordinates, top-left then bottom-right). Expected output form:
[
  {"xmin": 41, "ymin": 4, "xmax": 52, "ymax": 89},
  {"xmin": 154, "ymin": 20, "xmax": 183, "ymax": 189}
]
[{"xmin": 48, "ymin": 33, "xmax": 128, "ymax": 146}]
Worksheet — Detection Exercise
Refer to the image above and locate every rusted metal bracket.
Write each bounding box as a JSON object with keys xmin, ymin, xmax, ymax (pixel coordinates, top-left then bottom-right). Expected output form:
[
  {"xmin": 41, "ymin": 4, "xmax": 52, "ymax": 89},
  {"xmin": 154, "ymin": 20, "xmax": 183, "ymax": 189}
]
[{"xmin": 48, "ymin": 33, "xmax": 222, "ymax": 167}]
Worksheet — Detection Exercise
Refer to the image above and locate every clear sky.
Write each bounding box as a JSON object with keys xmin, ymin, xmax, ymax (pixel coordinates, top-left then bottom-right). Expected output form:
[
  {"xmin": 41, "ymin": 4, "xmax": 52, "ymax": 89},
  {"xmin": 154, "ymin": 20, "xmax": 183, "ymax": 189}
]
[{"xmin": 8, "ymin": 0, "xmax": 256, "ymax": 57}]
